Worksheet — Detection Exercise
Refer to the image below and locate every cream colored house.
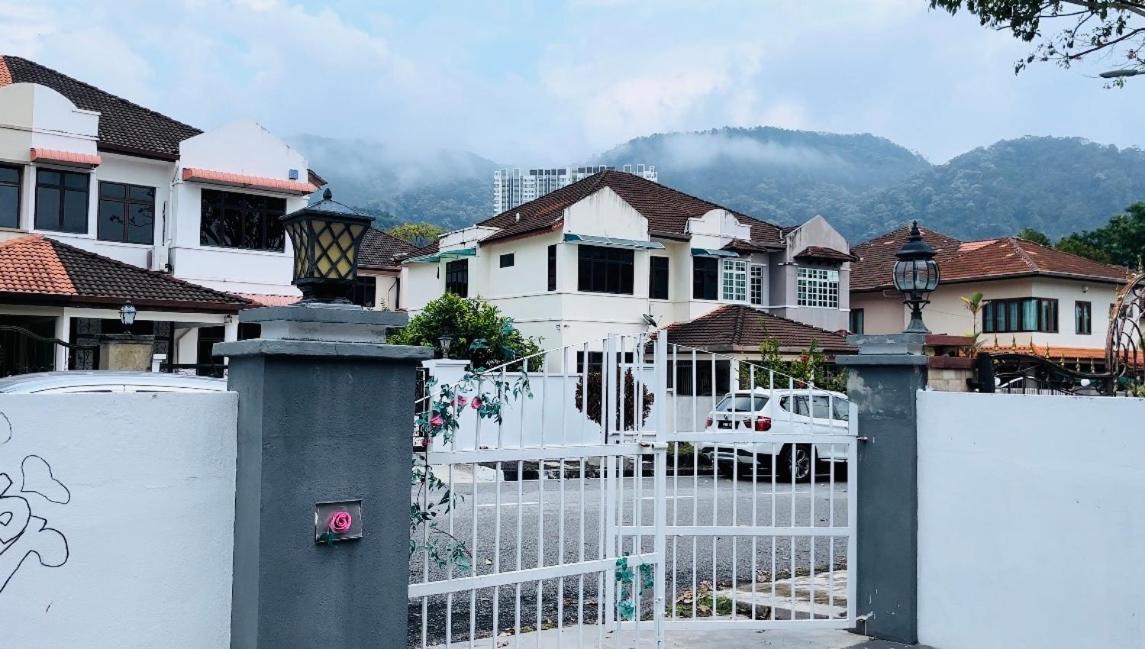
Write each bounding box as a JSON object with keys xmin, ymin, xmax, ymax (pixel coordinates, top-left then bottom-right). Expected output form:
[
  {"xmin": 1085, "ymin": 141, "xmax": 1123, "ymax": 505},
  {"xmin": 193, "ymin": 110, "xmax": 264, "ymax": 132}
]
[{"xmin": 850, "ymin": 225, "xmax": 1130, "ymax": 368}]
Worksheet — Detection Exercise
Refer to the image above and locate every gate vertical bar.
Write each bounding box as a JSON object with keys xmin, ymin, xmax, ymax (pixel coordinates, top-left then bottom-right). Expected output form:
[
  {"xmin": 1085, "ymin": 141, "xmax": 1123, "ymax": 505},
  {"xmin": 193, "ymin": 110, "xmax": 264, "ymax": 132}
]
[
  {"xmin": 652, "ymin": 334, "xmax": 668, "ymax": 647},
  {"xmin": 603, "ymin": 335, "xmax": 619, "ymax": 627}
]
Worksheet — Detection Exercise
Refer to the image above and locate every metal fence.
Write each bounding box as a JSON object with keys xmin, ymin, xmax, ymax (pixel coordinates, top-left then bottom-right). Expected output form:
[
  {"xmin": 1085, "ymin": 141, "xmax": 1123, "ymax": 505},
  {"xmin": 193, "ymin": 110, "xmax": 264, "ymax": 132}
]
[{"xmin": 409, "ymin": 334, "xmax": 857, "ymax": 647}]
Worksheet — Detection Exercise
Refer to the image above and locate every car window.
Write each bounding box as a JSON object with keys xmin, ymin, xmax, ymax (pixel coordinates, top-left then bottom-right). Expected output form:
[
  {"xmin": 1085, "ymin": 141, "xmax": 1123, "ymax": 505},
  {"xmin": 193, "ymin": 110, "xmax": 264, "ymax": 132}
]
[{"xmin": 715, "ymin": 395, "xmax": 767, "ymax": 412}]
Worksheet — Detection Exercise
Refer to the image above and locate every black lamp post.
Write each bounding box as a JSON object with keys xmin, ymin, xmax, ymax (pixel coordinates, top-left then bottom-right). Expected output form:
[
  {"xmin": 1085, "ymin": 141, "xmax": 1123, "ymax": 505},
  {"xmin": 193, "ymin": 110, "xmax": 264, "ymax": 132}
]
[
  {"xmin": 281, "ymin": 188, "xmax": 373, "ymax": 304},
  {"xmin": 892, "ymin": 221, "xmax": 940, "ymax": 334}
]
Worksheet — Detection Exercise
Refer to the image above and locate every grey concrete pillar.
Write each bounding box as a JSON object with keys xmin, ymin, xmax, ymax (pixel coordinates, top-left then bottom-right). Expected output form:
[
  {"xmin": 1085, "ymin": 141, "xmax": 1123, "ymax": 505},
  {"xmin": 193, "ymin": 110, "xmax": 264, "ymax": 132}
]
[
  {"xmin": 836, "ymin": 333, "xmax": 928, "ymax": 645},
  {"xmin": 216, "ymin": 305, "xmax": 431, "ymax": 649}
]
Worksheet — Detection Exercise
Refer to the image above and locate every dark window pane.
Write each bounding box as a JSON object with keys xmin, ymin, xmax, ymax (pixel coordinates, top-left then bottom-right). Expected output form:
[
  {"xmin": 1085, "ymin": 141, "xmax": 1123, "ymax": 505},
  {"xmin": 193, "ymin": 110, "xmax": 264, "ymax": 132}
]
[
  {"xmin": 650, "ymin": 256, "xmax": 669, "ymax": 299},
  {"xmin": 38, "ymin": 170, "xmax": 60, "ymax": 186},
  {"xmin": 692, "ymin": 256, "xmax": 718, "ymax": 300},
  {"xmin": 129, "ymin": 186, "xmax": 154, "ymax": 202},
  {"xmin": 577, "ymin": 245, "xmax": 633, "ymax": 295},
  {"xmin": 97, "ymin": 199, "xmax": 125, "ymax": 241},
  {"xmin": 64, "ymin": 172, "xmax": 88, "ymax": 189},
  {"xmin": 34, "ymin": 186, "xmax": 59, "ymax": 229},
  {"xmin": 352, "ymin": 276, "xmax": 377, "ymax": 308},
  {"xmin": 547, "ymin": 244, "xmax": 557, "ymax": 291},
  {"xmin": 445, "ymin": 259, "xmax": 469, "ymax": 297},
  {"xmin": 199, "ymin": 188, "xmax": 286, "ymax": 251},
  {"xmin": 127, "ymin": 204, "xmax": 154, "ymax": 244},
  {"xmin": 0, "ymin": 166, "xmax": 18, "ymax": 184},
  {"xmin": 0, "ymin": 186, "xmax": 18, "ymax": 229},
  {"xmin": 500, "ymin": 253, "xmax": 515, "ymax": 268},
  {"xmin": 100, "ymin": 182, "xmax": 126, "ymax": 199},
  {"xmin": 62, "ymin": 190, "xmax": 88, "ymax": 232}
]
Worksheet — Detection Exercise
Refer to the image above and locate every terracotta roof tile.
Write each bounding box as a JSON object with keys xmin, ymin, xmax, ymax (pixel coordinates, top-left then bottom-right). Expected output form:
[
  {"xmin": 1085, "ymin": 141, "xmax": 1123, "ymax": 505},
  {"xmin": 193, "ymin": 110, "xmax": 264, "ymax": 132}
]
[
  {"xmin": 850, "ymin": 225, "xmax": 1129, "ymax": 292},
  {"xmin": 30, "ymin": 148, "xmax": 102, "ymax": 167},
  {"xmin": 656, "ymin": 304, "xmax": 855, "ymax": 354},
  {"xmin": 477, "ymin": 171, "xmax": 784, "ymax": 246},
  {"xmin": 0, "ymin": 235, "xmax": 249, "ymax": 312},
  {"xmin": 237, "ymin": 293, "xmax": 299, "ymax": 307},
  {"xmin": 359, "ymin": 229, "xmax": 417, "ymax": 270},
  {"xmin": 794, "ymin": 246, "xmax": 857, "ymax": 263},
  {"xmin": 181, "ymin": 168, "xmax": 316, "ymax": 195}
]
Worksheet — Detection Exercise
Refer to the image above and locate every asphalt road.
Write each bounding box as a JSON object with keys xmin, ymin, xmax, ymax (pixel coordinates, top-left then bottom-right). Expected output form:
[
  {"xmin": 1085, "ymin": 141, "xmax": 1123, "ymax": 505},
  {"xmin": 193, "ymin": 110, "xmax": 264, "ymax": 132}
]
[{"xmin": 409, "ymin": 472, "xmax": 850, "ymax": 647}]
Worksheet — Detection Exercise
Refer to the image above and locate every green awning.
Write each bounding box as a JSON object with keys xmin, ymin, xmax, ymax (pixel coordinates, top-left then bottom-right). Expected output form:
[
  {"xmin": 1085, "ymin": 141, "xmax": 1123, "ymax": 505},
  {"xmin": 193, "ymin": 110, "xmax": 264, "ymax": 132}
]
[
  {"xmin": 407, "ymin": 247, "xmax": 476, "ymax": 263},
  {"xmin": 563, "ymin": 233, "xmax": 665, "ymax": 250},
  {"xmin": 691, "ymin": 248, "xmax": 739, "ymax": 258}
]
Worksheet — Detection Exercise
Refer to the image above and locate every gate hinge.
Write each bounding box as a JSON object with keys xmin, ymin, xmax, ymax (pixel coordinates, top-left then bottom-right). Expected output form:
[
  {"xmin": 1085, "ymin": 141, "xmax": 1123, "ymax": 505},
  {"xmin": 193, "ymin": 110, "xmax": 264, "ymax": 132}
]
[{"xmin": 639, "ymin": 441, "xmax": 670, "ymax": 450}]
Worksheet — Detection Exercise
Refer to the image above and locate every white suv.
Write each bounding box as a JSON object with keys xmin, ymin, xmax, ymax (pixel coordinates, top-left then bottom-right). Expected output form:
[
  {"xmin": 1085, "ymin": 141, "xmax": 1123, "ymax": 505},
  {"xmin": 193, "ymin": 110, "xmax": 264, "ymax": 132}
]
[{"xmin": 696, "ymin": 388, "xmax": 851, "ymax": 481}]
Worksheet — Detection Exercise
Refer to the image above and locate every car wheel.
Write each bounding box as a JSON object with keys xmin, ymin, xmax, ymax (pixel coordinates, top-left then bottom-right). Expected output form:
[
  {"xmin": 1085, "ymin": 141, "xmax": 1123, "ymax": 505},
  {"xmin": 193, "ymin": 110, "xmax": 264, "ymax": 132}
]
[{"xmin": 779, "ymin": 444, "xmax": 813, "ymax": 483}]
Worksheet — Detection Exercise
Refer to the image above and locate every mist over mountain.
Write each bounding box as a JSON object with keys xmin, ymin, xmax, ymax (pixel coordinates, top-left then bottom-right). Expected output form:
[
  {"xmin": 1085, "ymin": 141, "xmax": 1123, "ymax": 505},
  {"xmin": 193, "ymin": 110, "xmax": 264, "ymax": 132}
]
[{"xmin": 290, "ymin": 129, "xmax": 1145, "ymax": 243}]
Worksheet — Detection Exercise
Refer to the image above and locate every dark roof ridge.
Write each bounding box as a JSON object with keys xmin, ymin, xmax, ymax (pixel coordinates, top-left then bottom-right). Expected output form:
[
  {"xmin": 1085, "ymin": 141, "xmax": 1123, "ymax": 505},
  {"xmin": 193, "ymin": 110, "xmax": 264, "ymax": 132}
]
[
  {"xmin": 47, "ymin": 237, "xmax": 248, "ymax": 305},
  {"xmin": 1, "ymin": 55, "xmax": 202, "ymax": 136}
]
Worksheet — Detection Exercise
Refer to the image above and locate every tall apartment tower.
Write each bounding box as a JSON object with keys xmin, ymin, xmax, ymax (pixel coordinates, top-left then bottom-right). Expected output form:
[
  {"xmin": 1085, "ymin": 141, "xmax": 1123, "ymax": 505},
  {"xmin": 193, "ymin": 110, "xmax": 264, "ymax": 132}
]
[{"xmin": 493, "ymin": 164, "xmax": 658, "ymax": 214}]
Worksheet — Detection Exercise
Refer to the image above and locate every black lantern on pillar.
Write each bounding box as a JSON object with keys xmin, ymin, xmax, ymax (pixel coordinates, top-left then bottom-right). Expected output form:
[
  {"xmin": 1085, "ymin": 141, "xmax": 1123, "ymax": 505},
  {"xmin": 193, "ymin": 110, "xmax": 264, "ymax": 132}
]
[
  {"xmin": 281, "ymin": 188, "xmax": 373, "ymax": 304},
  {"xmin": 892, "ymin": 221, "xmax": 940, "ymax": 334}
]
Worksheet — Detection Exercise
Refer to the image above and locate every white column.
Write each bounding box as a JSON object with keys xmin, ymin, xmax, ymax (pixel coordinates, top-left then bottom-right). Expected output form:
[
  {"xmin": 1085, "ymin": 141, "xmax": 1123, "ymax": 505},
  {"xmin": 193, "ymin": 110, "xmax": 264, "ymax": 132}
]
[
  {"xmin": 223, "ymin": 317, "xmax": 239, "ymax": 367},
  {"xmin": 54, "ymin": 314, "xmax": 71, "ymax": 371}
]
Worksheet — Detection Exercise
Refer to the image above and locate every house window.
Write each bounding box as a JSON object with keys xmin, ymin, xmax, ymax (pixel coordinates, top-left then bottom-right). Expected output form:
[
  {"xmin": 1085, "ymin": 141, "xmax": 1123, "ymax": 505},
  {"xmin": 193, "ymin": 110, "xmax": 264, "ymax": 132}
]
[
  {"xmin": 1075, "ymin": 301, "xmax": 1092, "ymax": 335},
  {"xmin": 692, "ymin": 257, "xmax": 719, "ymax": 300},
  {"xmin": 671, "ymin": 359, "xmax": 732, "ymax": 396},
  {"xmin": 749, "ymin": 264, "xmax": 765, "ymax": 306},
  {"xmin": 721, "ymin": 259, "xmax": 747, "ymax": 302},
  {"xmin": 445, "ymin": 259, "xmax": 469, "ymax": 297},
  {"xmin": 850, "ymin": 309, "xmax": 865, "ymax": 334},
  {"xmin": 577, "ymin": 245, "xmax": 634, "ymax": 295},
  {"xmin": 34, "ymin": 169, "xmax": 89, "ymax": 233},
  {"xmin": 0, "ymin": 165, "xmax": 21, "ymax": 229},
  {"xmin": 352, "ymin": 276, "xmax": 377, "ymax": 308},
  {"xmin": 797, "ymin": 267, "xmax": 839, "ymax": 308},
  {"xmin": 649, "ymin": 256, "xmax": 669, "ymax": 300},
  {"xmin": 499, "ymin": 253, "xmax": 515, "ymax": 268},
  {"xmin": 97, "ymin": 182, "xmax": 155, "ymax": 244},
  {"xmin": 982, "ymin": 298, "xmax": 1059, "ymax": 333},
  {"xmin": 547, "ymin": 244, "xmax": 557, "ymax": 291},
  {"xmin": 200, "ymin": 189, "xmax": 286, "ymax": 251}
]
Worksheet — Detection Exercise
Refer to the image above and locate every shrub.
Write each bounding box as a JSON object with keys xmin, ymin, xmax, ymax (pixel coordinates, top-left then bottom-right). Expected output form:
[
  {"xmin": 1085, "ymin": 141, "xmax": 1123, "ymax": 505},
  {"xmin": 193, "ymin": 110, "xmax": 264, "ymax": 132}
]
[
  {"xmin": 574, "ymin": 369, "xmax": 654, "ymax": 430},
  {"xmin": 389, "ymin": 293, "xmax": 541, "ymax": 370}
]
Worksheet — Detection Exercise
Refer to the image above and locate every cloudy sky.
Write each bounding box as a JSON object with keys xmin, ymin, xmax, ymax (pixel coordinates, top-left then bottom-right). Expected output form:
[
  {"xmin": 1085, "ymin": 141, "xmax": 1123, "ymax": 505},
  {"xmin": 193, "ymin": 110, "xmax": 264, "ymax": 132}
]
[{"xmin": 3, "ymin": 0, "xmax": 1143, "ymax": 165}]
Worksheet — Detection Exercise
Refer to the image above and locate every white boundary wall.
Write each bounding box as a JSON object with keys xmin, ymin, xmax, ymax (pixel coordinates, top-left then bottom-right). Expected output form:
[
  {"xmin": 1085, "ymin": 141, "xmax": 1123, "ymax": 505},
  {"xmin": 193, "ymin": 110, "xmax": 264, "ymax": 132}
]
[
  {"xmin": 917, "ymin": 391, "xmax": 1145, "ymax": 649},
  {"xmin": 0, "ymin": 393, "xmax": 237, "ymax": 649}
]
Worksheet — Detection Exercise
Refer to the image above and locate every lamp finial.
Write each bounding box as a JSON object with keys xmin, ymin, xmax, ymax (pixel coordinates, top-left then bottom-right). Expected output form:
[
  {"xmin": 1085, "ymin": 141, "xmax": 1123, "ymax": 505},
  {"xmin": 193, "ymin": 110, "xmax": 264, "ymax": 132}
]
[{"xmin": 323, "ymin": 188, "xmax": 333, "ymax": 201}]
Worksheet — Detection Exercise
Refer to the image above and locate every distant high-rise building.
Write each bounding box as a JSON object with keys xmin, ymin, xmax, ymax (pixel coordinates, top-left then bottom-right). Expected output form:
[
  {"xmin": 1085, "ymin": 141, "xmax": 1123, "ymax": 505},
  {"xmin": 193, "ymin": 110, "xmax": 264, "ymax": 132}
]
[{"xmin": 493, "ymin": 164, "xmax": 657, "ymax": 214}]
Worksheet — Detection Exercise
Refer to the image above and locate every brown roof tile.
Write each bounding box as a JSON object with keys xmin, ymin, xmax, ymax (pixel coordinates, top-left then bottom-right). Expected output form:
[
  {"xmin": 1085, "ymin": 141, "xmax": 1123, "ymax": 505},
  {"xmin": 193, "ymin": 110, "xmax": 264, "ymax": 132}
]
[
  {"xmin": 359, "ymin": 229, "xmax": 418, "ymax": 270},
  {"xmin": 1, "ymin": 55, "xmax": 202, "ymax": 160},
  {"xmin": 850, "ymin": 225, "xmax": 1128, "ymax": 292},
  {"xmin": 0, "ymin": 235, "xmax": 249, "ymax": 312},
  {"xmin": 477, "ymin": 171, "xmax": 784, "ymax": 246},
  {"xmin": 794, "ymin": 246, "xmax": 857, "ymax": 263},
  {"xmin": 657, "ymin": 305, "xmax": 855, "ymax": 354}
]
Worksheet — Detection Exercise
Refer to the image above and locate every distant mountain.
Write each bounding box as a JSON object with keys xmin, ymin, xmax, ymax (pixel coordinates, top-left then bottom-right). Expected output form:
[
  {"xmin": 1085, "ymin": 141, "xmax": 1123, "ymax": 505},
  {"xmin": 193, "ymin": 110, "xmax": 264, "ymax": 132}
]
[
  {"xmin": 848, "ymin": 136, "xmax": 1145, "ymax": 241},
  {"xmin": 292, "ymin": 130, "xmax": 1145, "ymax": 244},
  {"xmin": 286, "ymin": 134, "xmax": 498, "ymax": 230},
  {"xmin": 597, "ymin": 127, "xmax": 931, "ymax": 226}
]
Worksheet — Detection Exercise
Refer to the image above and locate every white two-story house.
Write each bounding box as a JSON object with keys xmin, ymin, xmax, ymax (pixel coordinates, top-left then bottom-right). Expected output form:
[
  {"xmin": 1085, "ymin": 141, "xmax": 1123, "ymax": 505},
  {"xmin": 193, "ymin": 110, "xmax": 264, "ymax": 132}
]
[
  {"xmin": 0, "ymin": 55, "xmax": 328, "ymax": 374},
  {"xmin": 400, "ymin": 170, "xmax": 856, "ymax": 374}
]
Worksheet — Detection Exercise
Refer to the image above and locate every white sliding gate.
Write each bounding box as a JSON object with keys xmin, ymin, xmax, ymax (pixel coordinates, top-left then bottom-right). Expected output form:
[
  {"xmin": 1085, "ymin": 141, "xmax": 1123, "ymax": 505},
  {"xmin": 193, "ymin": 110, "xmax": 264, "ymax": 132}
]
[{"xmin": 409, "ymin": 334, "xmax": 857, "ymax": 648}]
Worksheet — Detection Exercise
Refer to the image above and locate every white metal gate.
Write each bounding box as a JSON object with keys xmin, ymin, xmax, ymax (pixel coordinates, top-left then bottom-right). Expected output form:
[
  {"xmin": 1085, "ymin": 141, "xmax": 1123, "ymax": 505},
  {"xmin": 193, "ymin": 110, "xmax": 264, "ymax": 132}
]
[{"xmin": 409, "ymin": 333, "xmax": 857, "ymax": 647}]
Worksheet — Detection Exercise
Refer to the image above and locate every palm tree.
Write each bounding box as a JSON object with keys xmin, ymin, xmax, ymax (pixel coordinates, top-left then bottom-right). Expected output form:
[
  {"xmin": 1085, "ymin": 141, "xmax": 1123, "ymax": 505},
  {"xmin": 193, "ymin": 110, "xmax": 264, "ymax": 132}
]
[{"xmin": 961, "ymin": 292, "xmax": 985, "ymax": 336}]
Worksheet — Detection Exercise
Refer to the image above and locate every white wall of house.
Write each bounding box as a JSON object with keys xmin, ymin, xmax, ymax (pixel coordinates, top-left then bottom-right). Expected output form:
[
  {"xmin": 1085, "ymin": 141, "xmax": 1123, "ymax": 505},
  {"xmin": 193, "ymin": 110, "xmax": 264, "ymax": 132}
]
[
  {"xmin": 916, "ymin": 391, "xmax": 1145, "ymax": 649},
  {"xmin": 0, "ymin": 86, "xmax": 311, "ymax": 299},
  {"xmin": 852, "ymin": 276, "xmax": 1121, "ymax": 349},
  {"xmin": 401, "ymin": 187, "xmax": 853, "ymax": 355},
  {"xmin": 0, "ymin": 392, "xmax": 237, "ymax": 649}
]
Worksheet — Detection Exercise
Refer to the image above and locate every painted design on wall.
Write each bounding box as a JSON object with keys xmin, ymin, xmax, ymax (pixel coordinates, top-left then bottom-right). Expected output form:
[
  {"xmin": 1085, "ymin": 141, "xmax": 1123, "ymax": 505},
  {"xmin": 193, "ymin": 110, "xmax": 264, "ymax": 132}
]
[
  {"xmin": 0, "ymin": 410, "xmax": 70, "ymax": 595},
  {"xmin": 19, "ymin": 455, "xmax": 71, "ymax": 505}
]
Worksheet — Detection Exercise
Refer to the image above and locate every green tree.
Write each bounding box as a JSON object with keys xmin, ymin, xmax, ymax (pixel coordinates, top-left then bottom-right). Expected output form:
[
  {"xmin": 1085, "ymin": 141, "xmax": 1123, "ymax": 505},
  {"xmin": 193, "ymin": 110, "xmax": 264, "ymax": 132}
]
[
  {"xmin": 389, "ymin": 293, "xmax": 542, "ymax": 370},
  {"xmin": 1015, "ymin": 227, "xmax": 1051, "ymax": 246},
  {"xmin": 929, "ymin": 1, "xmax": 1145, "ymax": 84},
  {"xmin": 739, "ymin": 340, "xmax": 847, "ymax": 392},
  {"xmin": 388, "ymin": 222, "xmax": 444, "ymax": 248},
  {"xmin": 1054, "ymin": 202, "xmax": 1145, "ymax": 267}
]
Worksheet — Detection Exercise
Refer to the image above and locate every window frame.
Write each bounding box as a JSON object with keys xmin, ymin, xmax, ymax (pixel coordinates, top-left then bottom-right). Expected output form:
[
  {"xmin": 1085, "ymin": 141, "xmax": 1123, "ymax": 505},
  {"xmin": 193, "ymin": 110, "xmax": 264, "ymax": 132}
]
[
  {"xmin": 576, "ymin": 245, "xmax": 634, "ymax": 295},
  {"xmin": 97, "ymin": 181, "xmax": 156, "ymax": 244},
  {"xmin": 0, "ymin": 164, "xmax": 21, "ymax": 229},
  {"xmin": 547, "ymin": 244, "xmax": 557, "ymax": 291},
  {"xmin": 352, "ymin": 275, "xmax": 377, "ymax": 308},
  {"xmin": 1074, "ymin": 300, "xmax": 1092, "ymax": 335},
  {"xmin": 749, "ymin": 264, "xmax": 765, "ymax": 306},
  {"xmin": 34, "ymin": 167, "xmax": 90, "ymax": 234},
  {"xmin": 796, "ymin": 267, "xmax": 840, "ymax": 308},
  {"xmin": 721, "ymin": 258, "xmax": 748, "ymax": 303},
  {"xmin": 499, "ymin": 252, "xmax": 515, "ymax": 268},
  {"xmin": 649, "ymin": 256, "xmax": 669, "ymax": 300},
  {"xmin": 850, "ymin": 308, "xmax": 865, "ymax": 334},
  {"xmin": 692, "ymin": 256, "xmax": 719, "ymax": 300},
  {"xmin": 445, "ymin": 259, "xmax": 469, "ymax": 297},
  {"xmin": 982, "ymin": 298, "xmax": 1060, "ymax": 333},
  {"xmin": 199, "ymin": 188, "xmax": 287, "ymax": 252}
]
